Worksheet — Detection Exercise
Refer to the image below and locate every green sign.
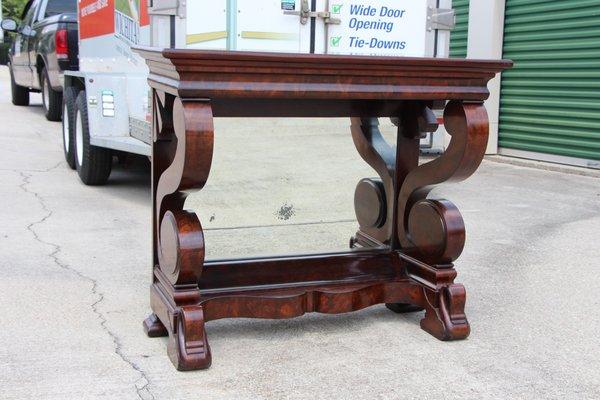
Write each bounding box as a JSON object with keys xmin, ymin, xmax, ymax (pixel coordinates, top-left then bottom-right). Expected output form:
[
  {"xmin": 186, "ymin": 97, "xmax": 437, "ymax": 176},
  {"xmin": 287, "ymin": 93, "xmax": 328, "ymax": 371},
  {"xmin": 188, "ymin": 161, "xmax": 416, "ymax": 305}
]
[{"xmin": 281, "ymin": 0, "xmax": 295, "ymax": 11}]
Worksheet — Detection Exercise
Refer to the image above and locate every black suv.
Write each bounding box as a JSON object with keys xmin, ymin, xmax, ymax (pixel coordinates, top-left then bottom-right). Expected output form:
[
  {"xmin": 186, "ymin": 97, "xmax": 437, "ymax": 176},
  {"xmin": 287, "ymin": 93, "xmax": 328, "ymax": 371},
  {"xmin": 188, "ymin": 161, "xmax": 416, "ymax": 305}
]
[{"xmin": 1, "ymin": 0, "xmax": 78, "ymax": 121}]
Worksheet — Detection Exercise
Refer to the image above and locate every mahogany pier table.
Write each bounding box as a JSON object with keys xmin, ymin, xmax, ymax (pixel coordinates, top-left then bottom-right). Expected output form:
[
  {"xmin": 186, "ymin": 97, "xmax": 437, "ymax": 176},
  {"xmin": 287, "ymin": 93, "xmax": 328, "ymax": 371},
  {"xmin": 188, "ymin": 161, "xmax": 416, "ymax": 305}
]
[{"xmin": 135, "ymin": 47, "xmax": 512, "ymax": 371}]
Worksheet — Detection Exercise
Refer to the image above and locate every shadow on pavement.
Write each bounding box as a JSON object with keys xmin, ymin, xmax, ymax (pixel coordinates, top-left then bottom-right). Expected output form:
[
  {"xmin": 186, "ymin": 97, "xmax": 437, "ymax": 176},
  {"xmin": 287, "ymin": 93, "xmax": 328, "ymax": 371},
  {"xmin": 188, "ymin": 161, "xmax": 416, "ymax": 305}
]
[{"xmin": 103, "ymin": 154, "xmax": 151, "ymax": 201}]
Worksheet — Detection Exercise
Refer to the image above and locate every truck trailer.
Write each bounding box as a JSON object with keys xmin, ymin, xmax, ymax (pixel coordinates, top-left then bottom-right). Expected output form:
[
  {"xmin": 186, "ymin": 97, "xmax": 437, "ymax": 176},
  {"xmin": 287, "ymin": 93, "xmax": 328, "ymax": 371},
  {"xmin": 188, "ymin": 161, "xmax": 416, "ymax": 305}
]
[{"xmin": 62, "ymin": 0, "xmax": 455, "ymax": 185}]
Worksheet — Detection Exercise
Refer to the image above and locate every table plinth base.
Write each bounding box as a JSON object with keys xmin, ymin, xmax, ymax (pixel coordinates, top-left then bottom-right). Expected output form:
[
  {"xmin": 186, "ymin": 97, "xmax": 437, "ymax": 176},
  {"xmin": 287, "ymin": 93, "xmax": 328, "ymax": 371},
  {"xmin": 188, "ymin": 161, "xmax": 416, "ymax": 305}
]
[{"xmin": 144, "ymin": 251, "xmax": 470, "ymax": 370}]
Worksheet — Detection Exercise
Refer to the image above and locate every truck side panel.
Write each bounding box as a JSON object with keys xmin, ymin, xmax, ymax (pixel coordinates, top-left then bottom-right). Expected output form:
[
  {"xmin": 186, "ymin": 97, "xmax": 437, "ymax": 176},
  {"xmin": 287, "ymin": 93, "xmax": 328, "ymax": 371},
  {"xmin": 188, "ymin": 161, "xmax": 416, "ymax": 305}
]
[
  {"xmin": 78, "ymin": 0, "xmax": 149, "ymax": 74},
  {"xmin": 185, "ymin": 1, "xmax": 227, "ymax": 50},
  {"xmin": 74, "ymin": 0, "xmax": 151, "ymax": 155}
]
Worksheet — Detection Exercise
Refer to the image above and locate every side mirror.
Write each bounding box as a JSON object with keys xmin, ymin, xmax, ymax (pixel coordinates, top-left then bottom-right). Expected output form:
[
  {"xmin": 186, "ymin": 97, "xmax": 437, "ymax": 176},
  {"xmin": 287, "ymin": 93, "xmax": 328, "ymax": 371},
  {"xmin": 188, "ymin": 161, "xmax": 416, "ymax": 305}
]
[{"xmin": 1, "ymin": 18, "xmax": 18, "ymax": 32}]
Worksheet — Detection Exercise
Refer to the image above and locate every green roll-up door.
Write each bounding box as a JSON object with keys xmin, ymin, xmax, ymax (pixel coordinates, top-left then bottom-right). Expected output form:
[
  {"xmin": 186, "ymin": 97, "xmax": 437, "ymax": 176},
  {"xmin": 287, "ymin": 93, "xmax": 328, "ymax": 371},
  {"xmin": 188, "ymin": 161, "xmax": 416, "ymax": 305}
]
[
  {"xmin": 499, "ymin": 0, "xmax": 600, "ymax": 162},
  {"xmin": 450, "ymin": 0, "xmax": 469, "ymax": 58}
]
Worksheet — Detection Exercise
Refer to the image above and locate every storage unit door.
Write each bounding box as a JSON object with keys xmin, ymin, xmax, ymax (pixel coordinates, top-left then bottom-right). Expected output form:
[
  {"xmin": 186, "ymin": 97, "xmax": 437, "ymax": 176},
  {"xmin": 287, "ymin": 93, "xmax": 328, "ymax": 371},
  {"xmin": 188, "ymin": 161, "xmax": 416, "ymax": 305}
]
[
  {"xmin": 499, "ymin": 0, "xmax": 600, "ymax": 167},
  {"xmin": 449, "ymin": 0, "xmax": 469, "ymax": 58}
]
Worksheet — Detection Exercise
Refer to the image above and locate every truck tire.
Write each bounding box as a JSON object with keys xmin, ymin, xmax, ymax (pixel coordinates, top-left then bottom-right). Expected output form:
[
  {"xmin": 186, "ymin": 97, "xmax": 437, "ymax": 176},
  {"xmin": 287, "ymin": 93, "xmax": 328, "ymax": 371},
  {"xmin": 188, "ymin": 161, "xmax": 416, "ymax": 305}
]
[
  {"xmin": 10, "ymin": 65, "xmax": 30, "ymax": 106},
  {"xmin": 41, "ymin": 66, "xmax": 62, "ymax": 121},
  {"xmin": 74, "ymin": 91, "xmax": 112, "ymax": 185},
  {"xmin": 62, "ymin": 86, "xmax": 79, "ymax": 169}
]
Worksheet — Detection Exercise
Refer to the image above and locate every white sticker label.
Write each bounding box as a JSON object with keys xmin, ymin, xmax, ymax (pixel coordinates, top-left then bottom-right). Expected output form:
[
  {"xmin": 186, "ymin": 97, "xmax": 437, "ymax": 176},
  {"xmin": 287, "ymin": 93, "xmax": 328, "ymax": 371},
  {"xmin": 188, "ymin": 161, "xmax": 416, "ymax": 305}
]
[{"xmin": 327, "ymin": 1, "xmax": 428, "ymax": 57}]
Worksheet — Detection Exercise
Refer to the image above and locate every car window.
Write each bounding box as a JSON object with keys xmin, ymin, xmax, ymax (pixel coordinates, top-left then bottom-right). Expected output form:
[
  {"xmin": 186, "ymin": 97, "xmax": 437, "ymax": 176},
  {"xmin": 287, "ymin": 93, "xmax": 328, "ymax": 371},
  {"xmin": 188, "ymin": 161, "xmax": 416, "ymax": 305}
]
[
  {"xmin": 20, "ymin": 0, "xmax": 34, "ymax": 20},
  {"xmin": 44, "ymin": 0, "xmax": 77, "ymax": 17},
  {"xmin": 19, "ymin": 0, "xmax": 40, "ymax": 29}
]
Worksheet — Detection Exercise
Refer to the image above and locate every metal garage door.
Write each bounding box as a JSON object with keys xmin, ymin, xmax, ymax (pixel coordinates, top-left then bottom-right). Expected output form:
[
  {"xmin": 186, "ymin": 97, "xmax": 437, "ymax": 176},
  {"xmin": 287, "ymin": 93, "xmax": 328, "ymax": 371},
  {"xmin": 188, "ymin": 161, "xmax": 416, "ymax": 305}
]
[
  {"xmin": 449, "ymin": 0, "xmax": 469, "ymax": 57},
  {"xmin": 499, "ymin": 0, "xmax": 600, "ymax": 167}
]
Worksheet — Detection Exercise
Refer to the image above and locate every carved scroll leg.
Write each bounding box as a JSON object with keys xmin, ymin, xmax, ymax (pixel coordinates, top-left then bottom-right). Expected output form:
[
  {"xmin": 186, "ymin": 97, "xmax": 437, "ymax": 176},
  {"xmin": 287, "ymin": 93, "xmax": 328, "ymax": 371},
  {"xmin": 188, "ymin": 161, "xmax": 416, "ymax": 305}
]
[
  {"xmin": 390, "ymin": 101, "xmax": 488, "ymax": 338},
  {"xmin": 144, "ymin": 313, "xmax": 168, "ymax": 338},
  {"xmin": 147, "ymin": 93, "xmax": 215, "ymax": 370},
  {"xmin": 168, "ymin": 305, "xmax": 212, "ymax": 371},
  {"xmin": 350, "ymin": 117, "xmax": 396, "ymax": 248},
  {"xmin": 159, "ymin": 210, "xmax": 212, "ymax": 370},
  {"xmin": 420, "ymin": 284, "xmax": 470, "ymax": 340}
]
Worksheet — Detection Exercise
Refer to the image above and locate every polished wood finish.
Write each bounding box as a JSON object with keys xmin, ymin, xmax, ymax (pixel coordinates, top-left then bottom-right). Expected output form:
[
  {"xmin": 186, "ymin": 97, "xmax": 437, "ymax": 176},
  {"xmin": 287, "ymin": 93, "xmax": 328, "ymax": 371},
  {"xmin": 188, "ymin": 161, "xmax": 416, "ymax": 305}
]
[{"xmin": 136, "ymin": 47, "xmax": 512, "ymax": 370}]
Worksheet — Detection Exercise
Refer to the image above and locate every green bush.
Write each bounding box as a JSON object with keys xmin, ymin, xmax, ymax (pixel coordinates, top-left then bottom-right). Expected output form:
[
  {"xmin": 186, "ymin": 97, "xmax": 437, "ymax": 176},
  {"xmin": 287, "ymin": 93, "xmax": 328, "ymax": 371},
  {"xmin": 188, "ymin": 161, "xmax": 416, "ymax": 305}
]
[{"xmin": 3, "ymin": 0, "xmax": 29, "ymax": 21}]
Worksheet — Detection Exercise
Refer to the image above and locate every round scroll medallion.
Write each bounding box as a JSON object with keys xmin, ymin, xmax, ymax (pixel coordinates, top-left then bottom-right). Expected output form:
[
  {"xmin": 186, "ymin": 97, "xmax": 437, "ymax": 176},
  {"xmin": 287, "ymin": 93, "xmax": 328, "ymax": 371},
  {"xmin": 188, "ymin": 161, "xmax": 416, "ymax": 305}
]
[
  {"xmin": 159, "ymin": 210, "xmax": 205, "ymax": 285},
  {"xmin": 354, "ymin": 178, "xmax": 386, "ymax": 229},
  {"xmin": 408, "ymin": 199, "xmax": 465, "ymax": 263},
  {"xmin": 160, "ymin": 211, "xmax": 180, "ymax": 278}
]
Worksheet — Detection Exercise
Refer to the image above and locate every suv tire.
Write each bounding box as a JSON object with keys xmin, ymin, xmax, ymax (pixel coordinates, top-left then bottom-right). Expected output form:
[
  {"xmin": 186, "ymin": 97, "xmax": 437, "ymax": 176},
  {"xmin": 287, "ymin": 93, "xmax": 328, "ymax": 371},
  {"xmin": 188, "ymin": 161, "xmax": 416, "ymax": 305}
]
[
  {"xmin": 10, "ymin": 65, "xmax": 30, "ymax": 106},
  {"xmin": 41, "ymin": 66, "xmax": 62, "ymax": 121}
]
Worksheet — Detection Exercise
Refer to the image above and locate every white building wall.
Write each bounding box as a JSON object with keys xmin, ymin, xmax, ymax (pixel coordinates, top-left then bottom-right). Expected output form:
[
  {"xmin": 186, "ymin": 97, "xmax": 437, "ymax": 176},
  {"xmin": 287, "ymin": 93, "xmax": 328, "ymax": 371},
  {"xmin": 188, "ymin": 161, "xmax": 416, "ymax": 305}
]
[{"xmin": 466, "ymin": 0, "xmax": 506, "ymax": 154}]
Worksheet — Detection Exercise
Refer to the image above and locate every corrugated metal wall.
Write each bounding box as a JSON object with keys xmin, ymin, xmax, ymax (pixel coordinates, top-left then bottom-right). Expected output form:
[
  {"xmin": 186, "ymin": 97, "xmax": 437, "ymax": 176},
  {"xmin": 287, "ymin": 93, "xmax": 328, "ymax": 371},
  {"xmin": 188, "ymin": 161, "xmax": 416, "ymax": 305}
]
[
  {"xmin": 450, "ymin": 0, "xmax": 470, "ymax": 58},
  {"xmin": 499, "ymin": 0, "xmax": 600, "ymax": 161}
]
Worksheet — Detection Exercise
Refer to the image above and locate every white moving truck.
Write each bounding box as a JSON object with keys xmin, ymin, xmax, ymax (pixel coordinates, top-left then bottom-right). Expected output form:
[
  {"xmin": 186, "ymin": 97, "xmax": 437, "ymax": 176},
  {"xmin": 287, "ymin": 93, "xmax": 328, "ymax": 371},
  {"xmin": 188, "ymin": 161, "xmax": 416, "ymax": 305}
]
[{"xmin": 62, "ymin": 0, "xmax": 455, "ymax": 185}]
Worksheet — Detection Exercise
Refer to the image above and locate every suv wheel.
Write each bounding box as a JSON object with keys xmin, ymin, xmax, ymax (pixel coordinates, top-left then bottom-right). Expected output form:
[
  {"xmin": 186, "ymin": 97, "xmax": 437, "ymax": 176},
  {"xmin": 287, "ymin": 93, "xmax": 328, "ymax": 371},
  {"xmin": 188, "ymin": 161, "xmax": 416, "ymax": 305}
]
[
  {"xmin": 40, "ymin": 66, "xmax": 62, "ymax": 121},
  {"xmin": 10, "ymin": 64, "xmax": 30, "ymax": 106}
]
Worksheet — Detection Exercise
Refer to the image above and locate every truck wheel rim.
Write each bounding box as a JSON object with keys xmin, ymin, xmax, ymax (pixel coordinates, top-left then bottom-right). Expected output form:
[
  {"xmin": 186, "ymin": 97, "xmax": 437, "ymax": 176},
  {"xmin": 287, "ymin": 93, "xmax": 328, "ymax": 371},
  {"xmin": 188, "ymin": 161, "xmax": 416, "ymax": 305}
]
[
  {"xmin": 63, "ymin": 103, "xmax": 70, "ymax": 152},
  {"xmin": 76, "ymin": 109, "xmax": 84, "ymax": 166},
  {"xmin": 43, "ymin": 78, "xmax": 50, "ymax": 111}
]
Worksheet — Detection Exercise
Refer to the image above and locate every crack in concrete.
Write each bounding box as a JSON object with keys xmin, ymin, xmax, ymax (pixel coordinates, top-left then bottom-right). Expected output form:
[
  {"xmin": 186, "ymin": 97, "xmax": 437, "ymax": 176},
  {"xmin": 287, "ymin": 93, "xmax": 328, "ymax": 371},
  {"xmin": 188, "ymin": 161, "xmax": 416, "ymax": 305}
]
[
  {"xmin": 1, "ymin": 167, "xmax": 67, "ymax": 172},
  {"xmin": 17, "ymin": 166, "xmax": 155, "ymax": 400}
]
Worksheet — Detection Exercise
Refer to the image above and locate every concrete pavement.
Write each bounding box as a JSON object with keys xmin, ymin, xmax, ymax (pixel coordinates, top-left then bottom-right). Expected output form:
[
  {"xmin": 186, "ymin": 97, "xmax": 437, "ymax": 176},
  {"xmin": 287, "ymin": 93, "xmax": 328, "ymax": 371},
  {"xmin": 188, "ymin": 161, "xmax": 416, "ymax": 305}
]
[{"xmin": 1, "ymin": 65, "xmax": 599, "ymax": 399}]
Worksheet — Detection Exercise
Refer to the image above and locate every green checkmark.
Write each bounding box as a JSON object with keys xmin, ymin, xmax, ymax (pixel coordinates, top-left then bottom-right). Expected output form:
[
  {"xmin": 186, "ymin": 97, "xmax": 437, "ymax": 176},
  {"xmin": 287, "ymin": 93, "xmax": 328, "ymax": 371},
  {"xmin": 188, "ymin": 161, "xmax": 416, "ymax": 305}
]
[
  {"xmin": 332, "ymin": 4, "xmax": 342, "ymax": 14},
  {"xmin": 330, "ymin": 36, "xmax": 342, "ymax": 47}
]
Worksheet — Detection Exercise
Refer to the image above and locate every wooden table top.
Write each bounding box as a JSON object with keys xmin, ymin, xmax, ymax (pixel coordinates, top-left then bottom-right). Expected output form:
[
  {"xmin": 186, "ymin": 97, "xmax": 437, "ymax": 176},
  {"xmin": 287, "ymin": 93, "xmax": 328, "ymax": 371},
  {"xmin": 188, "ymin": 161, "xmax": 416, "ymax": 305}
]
[{"xmin": 135, "ymin": 47, "xmax": 512, "ymax": 117}]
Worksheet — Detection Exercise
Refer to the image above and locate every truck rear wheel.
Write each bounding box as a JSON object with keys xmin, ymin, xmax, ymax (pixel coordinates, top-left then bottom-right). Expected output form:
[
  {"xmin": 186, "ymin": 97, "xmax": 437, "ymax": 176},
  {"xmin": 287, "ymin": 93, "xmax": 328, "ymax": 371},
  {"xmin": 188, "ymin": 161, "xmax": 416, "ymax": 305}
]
[
  {"xmin": 62, "ymin": 86, "xmax": 79, "ymax": 169},
  {"xmin": 41, "ymin": 66, "xmax": 62, "ymax": 121},
  {"xmin": 10, "ymin": 65, "xmax": 29, "ymax": 106},
  {"xmin": 74, "ymin": 91, "xmax": 112, "ymax": 185}
]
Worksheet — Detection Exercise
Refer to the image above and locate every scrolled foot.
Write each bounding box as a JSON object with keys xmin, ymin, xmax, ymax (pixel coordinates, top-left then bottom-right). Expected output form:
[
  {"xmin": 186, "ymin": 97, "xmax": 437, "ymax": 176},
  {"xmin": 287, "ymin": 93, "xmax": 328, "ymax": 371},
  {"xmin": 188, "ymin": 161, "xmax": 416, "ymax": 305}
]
[
  {"xmin": 143, "ymin": 313, "xmax": 168, "ymax": 338},
  {"xmin": 420, "ymin": 284, "xmax": 470, "ymax": 341},
  {"xmin": 168, "ymin": 305, "xmax": 212, "ymax": 371},
  {"xmin": 385, "ymin": 303, "xmax": 424, "ymax": 313}
]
